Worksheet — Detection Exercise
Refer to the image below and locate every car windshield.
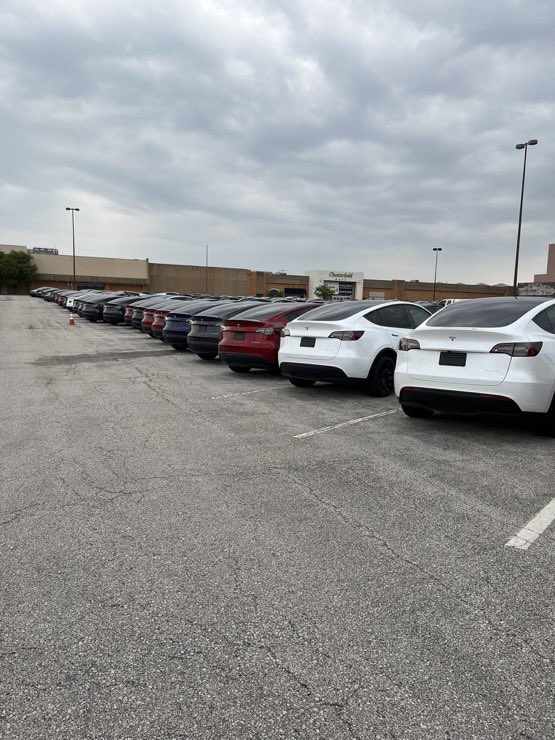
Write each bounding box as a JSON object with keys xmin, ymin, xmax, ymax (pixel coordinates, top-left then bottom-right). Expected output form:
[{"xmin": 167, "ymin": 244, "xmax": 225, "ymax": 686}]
[
  {"xmin": 426, "ymin": 298, "xmax": 551, "ymax": 327},
  {"xmin": 299, "ymin": 300, "xmax": 388, "ymax": 321}
]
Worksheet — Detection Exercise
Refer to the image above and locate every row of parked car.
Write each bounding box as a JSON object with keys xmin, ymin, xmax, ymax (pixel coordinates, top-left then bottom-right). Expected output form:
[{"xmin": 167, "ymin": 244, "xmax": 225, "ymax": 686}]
[{"xmin": 31, "ymin": 286, "xmax": 555, "ymax": 434}]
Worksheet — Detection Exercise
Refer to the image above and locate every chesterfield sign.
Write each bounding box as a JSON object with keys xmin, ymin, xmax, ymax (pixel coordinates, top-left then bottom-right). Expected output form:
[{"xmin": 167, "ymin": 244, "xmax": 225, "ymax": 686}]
[{"xmin": 328, "ymin": 272, "xmax": 353, "ymax": 279}]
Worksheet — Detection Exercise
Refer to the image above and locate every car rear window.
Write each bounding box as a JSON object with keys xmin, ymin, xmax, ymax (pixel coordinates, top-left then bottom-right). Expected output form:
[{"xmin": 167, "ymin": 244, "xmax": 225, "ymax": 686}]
[
  {"xmin": 195, "ymin": 302, "xmax": 264, "ymax": 320},
  {"xmin": 426, "ymin": 298, "xmax": 551, "ymax": 327},
  {"xmin": 299, "ymin": 301, "xmax": 386, "ymax": 321}
]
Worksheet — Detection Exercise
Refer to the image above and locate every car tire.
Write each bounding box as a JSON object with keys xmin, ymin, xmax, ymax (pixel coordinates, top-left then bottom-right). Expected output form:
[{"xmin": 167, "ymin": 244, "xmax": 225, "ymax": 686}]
[
  {"xmin": 401, "ymin": 404, "xmax": 434, "ymax": 419},
  {"xmin": 171, "ymin": 344, "xmax": 186, "ymax": 351},
  {"xmin": 197, "ymin": 353, "xmax": 217, "ymax": 360},
  {"xmin": 289, "ymin": 378, "xmax": 315, "ymax": 388},
  {"xmin": 229, "ymin": 365, "xmax": 250, "ymax": 373},
  {"xmin": 367, "ymin": 355, "xmax": 396, "ymax": 397}
]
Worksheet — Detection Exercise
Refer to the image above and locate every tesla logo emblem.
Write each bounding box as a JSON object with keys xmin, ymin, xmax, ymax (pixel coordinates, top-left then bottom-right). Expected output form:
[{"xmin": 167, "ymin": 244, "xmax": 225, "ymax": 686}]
[{"xmin": 449, "ymin": 336, "xmax": 456, "ymax": 341}]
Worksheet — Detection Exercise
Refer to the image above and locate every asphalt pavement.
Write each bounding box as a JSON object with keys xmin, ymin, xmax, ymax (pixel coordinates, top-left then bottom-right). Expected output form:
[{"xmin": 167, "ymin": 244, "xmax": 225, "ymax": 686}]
[{"xmin": 1, "ymin": 295, "xmax": 554, "ymax": 739}]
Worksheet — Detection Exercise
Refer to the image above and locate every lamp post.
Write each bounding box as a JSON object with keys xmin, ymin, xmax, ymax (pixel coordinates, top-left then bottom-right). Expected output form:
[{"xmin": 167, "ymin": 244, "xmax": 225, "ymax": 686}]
[
  {"xmin": 66, "ymin": 207, "xmax": 80, "ymax": 290},
  {"xmin": 432, "ymin": 247, "xmax": 442, "ymax": 301},
  {"xmin": 513, "ymin": 139, "xmax": 538, "ymax": 297}
]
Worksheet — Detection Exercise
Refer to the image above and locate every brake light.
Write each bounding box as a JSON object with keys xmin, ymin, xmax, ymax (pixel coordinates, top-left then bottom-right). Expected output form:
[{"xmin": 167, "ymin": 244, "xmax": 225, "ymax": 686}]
[
  {"xmin": 255, "ymin": 327, "xmax": 274, "ymax": 335},
  {"xmin": 490, "ymin": 342, "xmax": 542, "ymax": 357},
  {"xmin": 399, "ymin": 338, "xmax": 421, "ymax": 351},
  {"xmin": 328, "ymin": 331, "xmax": 364, "ymax": 341}
]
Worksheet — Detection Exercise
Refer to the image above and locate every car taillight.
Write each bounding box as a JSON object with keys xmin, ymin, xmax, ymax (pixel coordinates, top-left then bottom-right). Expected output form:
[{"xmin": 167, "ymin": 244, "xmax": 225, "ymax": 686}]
[
  {"xmin": 328, "ymin": 331, "xmax": 364, "ymax": 341},
  {"xmin": 255, "ymin": 327, "xmax": 274, "ymax": 335},
  {"xmin": 399, "ymin": 338, "xmax": 421, "ymax": 351},
  {"xmin": 490, "ymin": 342, "xmax": 542, "ymax": 357},
  {"xmin": 281, "ymin": 328, "xmax": 291, "ymax": 337}
]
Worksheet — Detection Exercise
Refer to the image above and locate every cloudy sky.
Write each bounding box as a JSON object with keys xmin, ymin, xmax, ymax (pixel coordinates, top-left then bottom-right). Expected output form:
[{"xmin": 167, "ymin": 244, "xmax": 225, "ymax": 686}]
[{"xmin": 1, "ymin": 0, "xmax": 553, "ymax": 284}]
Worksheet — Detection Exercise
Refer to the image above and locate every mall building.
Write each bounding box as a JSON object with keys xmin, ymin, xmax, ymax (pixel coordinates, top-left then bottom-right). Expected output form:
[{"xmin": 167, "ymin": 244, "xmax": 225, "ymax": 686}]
[{"xmin": 1, "ymin": 243, "xmax": 522, "ymax": 301}]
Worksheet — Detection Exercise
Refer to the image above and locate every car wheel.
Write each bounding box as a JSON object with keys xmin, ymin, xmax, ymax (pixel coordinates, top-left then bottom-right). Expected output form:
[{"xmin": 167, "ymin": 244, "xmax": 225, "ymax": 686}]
[
  {"xmin": 171, "ymin": 344, "xmax": 186, "ymax": 351},
  {"xmin": 87, "ymin": 318, "xmax": 97, "ymax": 323},
  {"xmin": 229, "ymin": 365, "xmax": 250, "ymax": 373},
  {"xmin": 401, "ymin": 404, "xmax": 434, "ymax": 419},
  {"xmin": 289, "ymin": 378, "xmax": 315, "ymax": 388},
  {"xmin": 367, "ymin": 355, "xmax": 396, "ymax": 396},
  {"xmin": 197, "ymin": 353, "xmax": 217, "ymax": 360}
]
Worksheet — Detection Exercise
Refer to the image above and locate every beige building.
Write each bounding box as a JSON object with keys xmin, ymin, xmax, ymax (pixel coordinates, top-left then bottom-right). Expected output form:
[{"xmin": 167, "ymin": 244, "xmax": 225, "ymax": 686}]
[
  {"xmin": 534, "ymin": 243, "xmax": 555, "ymax": 282},
  {"xmin": 1, "ymin": 242, "xmax": 515, "ymax": 300}
]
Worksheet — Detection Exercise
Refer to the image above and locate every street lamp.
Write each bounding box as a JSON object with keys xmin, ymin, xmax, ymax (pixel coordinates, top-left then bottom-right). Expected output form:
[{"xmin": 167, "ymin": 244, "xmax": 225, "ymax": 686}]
[
  {"xmin": 432, "ymin": 247, "xmax": 442, "ymax": 301},
  {"xmin": 513, "ymin": 139, "xmax": 538, "ymax": 297},
  {"xmin": 65, "ymin": 207, "xmax": 80, "ymax": 290}
]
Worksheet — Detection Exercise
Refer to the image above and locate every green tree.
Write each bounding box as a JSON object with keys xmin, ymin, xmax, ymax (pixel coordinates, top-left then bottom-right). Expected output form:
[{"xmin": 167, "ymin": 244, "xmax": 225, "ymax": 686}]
[
  {"xmin": 267, "ymin": 288, "xmax": 283, "ymax": 298},
  {"xmin": 314, "ymin": 283, "xmax": 336, "ymax": 300},
  {"xmin": 0, "ymin": 250, "xmax": 37, "ymax": 292}
]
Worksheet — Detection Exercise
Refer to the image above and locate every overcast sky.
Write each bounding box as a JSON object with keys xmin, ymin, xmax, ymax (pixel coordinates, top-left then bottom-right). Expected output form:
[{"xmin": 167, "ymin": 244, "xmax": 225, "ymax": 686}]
[{"xmin": 1, "ymin": 0, "xmax": 553, "ymax": 284}]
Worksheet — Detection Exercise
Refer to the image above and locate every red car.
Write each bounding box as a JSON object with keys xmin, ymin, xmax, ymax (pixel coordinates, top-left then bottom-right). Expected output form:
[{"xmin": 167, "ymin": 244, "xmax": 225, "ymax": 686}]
[
  {"xmin": 151, "ymin": 309, "xmax": 172, "ymax": 339},
  {"xmin": 219, "ymin": 302, "xmax": 320, "ymax": 372}
]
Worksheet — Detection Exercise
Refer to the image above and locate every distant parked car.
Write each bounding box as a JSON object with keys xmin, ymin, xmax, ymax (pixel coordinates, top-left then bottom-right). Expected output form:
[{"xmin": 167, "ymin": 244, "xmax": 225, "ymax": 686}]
[
  {"xmin": 417, "ymin": 301, "xmax": 443, "ymax": 314},
  {"xmin": 394, "ymin": 297, "xmax": 555, "ymax": 434},
  {"xmin": 81, "ymin": 292, "xmax": 128, "ymax": 321},
  {"xmin": 279, "ymin": 300, "xmax": 431, "ymax": 395},
  {"xmin": 131, "ymin": 296, "xmax": 191, "ymax": 330},
  {"xmin": 102, "ymin": 295, "xmax": 147, "ymax": 325},
  {"xmin": 219, "ymin": 302, "xmax": 320, "ymax": 372},
  {"xmin": 162, "ymin": 300, "xmax": 226, "ymax": 350},
  {"xmin": 188, "ymin": 302, "xmax": 266, "ymax": 360}
]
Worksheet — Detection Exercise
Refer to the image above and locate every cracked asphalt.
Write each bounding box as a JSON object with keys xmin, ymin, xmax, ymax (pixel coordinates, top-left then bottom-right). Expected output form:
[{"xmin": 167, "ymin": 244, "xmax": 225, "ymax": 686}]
[{"xmin": 1, "ymin": 295, "xmax": 554, "ymax": 740}]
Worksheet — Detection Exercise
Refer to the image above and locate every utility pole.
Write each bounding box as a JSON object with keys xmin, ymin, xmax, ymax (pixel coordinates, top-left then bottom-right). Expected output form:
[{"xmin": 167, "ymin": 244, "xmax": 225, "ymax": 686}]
[{"xmin": 66, "ymin": 207, "xmax": 80, "ymax": 289}]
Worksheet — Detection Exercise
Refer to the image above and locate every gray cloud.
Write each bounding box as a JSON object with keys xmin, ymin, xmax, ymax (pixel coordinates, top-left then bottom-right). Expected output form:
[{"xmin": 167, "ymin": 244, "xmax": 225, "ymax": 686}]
[{"xmin": 0, "ymin": 0, "xmax": 553, "ymax": 283}]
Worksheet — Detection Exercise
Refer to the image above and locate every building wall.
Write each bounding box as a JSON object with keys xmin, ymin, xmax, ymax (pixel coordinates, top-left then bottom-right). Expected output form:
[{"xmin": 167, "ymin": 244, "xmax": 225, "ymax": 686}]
[
  {"xmin": 367, "ymin": 280, "xmax": 512, "ymax": 301},
  {"xmin": 32, "ymin": 254, "xmax": 149, "ymax": 281},
  {"xmin": 534, "ymin": 244, "xmax": 555, "ymax": 282},
  {"xmin": 148, "ymin": 262, "xmax": 250, "ymax": 295},
  {"xmin": 0, "ymin": 243, "xmax": 28, "ymax": 253}
]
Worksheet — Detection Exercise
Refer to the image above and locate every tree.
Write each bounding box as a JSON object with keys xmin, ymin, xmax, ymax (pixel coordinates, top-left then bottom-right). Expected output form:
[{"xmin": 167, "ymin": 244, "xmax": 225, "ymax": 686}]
[
  {"xmin": 314, "ymin": 283, "xmax": 336, "ymax": 300},
  {"xmin": 267, "ymin": 288, "xmax": 283, "ymax": 298},
  {"xmin": 0, "ymin": 250, "xmax": 37, "ymax": 292}
]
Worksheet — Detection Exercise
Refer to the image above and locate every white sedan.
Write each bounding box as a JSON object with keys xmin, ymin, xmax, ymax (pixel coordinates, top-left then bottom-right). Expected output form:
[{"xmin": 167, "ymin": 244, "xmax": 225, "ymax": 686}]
[
  {"xmin": 394, "ymin": 297, "xmax": 555, "ymax": 433},
  {"xmin": 279, "ymin": 300, "xmax": 431, "ymax": 395}
]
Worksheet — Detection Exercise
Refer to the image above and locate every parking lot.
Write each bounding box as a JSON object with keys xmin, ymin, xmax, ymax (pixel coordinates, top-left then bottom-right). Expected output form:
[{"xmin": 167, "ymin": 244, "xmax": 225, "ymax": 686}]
[{"xmin": 1, "ymin": 295, "xmax": 554, "ymax": 738}]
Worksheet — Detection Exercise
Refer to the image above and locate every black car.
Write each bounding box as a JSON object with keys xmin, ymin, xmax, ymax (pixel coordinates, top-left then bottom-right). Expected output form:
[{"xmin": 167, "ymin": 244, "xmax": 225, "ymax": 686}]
[
  {"xmin": 102, "ymin": 295, "xmax": 147, "ymax": 325},
  {"xmin": 188, "ymin": 301, "xmax": 266, "ymax": 360},
  {"xmin": 81, "ymin": 292, "xmax": 128, "ymax": 321},
  {"xmin": 162, "ymin": 300, "xmax": 228, "ymax": 350}
]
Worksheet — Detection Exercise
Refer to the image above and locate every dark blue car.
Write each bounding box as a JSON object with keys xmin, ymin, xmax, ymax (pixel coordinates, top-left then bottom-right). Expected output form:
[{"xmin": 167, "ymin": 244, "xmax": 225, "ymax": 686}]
[{"xmin": 163, "ymin": 300, "xmax": 225, "ymax": 350}]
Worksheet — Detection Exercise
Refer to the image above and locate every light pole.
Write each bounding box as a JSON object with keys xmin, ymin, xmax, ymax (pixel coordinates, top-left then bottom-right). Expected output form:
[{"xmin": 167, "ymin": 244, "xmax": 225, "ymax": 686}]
[
  {"xmin": 66, "ymin": 207, "xmax": 80, "ymax": 290},
  {"xmin": 432, "ymin": 247, "xmax": 442, "ymax": 301},
  {"xmin": 513, "ymin": 139, "xmax": 538, "ymax": 297}
]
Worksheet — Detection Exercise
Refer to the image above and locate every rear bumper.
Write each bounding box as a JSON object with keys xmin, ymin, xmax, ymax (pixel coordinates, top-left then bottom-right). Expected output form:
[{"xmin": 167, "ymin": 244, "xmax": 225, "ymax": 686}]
[
  {"xmin": 219, "ymin": 352, "xmax": 274, "ymax": 369},
  {"xmin": 151, "ymin": 326, "xmax": 165, "ymax": 339},
  {"xmin": 188, "ymin": 337, "xmax": 219, "ymax": 355},
  {"xmin": 131, "ymin": 318, "xmax": 143, "ymax": 329},
  {"xmin": 399, "ymin": 387, "xmax": 522, "ymax": 415},
  {"xmin": 280, "ymin": 362, "xmax": 349, "ymax": 382},
  {"xmin": 163, "ymin": 329, "xmax": 189, "ymax": 346}
]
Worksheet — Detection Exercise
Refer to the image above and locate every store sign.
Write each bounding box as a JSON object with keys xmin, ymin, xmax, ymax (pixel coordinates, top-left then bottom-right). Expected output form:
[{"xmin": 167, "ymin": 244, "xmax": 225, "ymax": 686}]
[{"xmin": 328, "ymin": 272, "xmax": 353, "ymax": 279}]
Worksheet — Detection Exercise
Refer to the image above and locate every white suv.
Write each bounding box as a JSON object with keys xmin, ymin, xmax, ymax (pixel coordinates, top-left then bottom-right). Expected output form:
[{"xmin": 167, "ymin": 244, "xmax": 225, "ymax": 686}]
[
  {"xmin": 279, "ymin": 300, "xmax": 431, "ymax": 395},
  {"xmin": 394, "ymin": 297, "xmax": 555, "ymax": 433}
]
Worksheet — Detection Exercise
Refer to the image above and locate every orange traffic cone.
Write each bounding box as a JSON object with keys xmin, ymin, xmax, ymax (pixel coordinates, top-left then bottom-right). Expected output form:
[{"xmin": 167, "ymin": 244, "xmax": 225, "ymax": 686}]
[{"xmin": 68, "ymin": 315, "xmax": 75, "ymax": 327}]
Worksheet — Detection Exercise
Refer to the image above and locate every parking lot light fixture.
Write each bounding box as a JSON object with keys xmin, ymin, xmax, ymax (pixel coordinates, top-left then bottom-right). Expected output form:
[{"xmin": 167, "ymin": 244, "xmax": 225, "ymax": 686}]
[
  {"xmin": 432, "ymin": 248, "xmax": 442, "ymax": 301},
  {"xmin": 513, "ymin": 139, "xmax": 538, "ymax": 297},
  {"xmin": 66, "ymin": 207, "xmax": 80, "ymax": 290}
]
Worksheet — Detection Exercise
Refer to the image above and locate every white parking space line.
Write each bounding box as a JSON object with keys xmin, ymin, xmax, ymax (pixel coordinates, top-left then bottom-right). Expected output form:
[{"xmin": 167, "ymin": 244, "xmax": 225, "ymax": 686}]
[
  {"xmin": 212, "ymin": 385, "xmax": 285, "ymax": 400},
  {"xmin": 505, "ymin": 496, "xmax": 555, "ymax": 550},
  {"xmin": 294, "ymin": 409, "xmax": 398, "ymax": 439}
]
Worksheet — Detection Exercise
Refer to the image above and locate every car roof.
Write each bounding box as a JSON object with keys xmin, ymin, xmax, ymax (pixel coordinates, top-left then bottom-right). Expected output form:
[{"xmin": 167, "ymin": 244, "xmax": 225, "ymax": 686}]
[
  {"xmin": 229, "ymin": 302, "xmax": 321, "ymax": 321},
  {"xmin": 193, "ymin": 301, "xmax": 266, "ymax": 320}
]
